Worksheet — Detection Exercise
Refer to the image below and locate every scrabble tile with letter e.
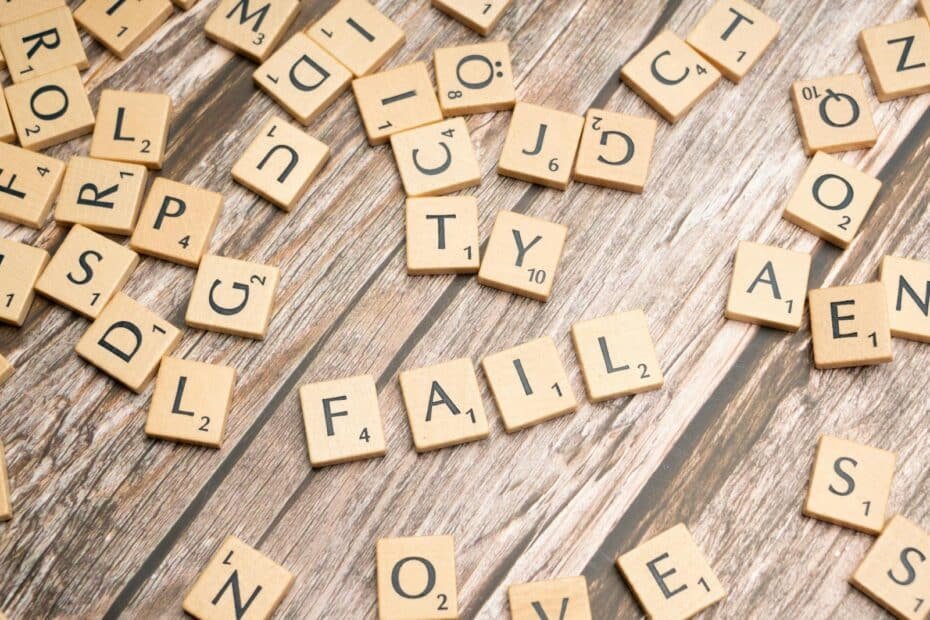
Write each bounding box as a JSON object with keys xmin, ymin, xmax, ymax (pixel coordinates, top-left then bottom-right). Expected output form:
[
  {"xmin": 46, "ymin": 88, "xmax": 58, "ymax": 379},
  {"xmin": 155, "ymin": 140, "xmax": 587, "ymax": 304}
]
[
  {"xmin": 205, "ymin": 0, "xmax": 299, "ymax": 63},
  {"xmin": 791, "ymin": 74, "xmax": 878, "ymax": 154},
  {"xmin": 808, "ymin": 282, "xmax": 893, "ymax": 369},
  {"xmin": 431, "ymin": 0, "xmax": 512, "ymax": 36},
  {"xmin": 0, "ymin": 442, "xmax": 11, "ymax": 521},
  {"xmin": 5, "ymin": 66, "xmax": 95, "ymax": 150},
  {"xmin": 725, "ymin": 241, "xmax": 811, "ymax": 331},
  {"xmin": 307, "ymin": 0, "xmax": 405, "ymax": 77},
  {"xmin": 0, "ymin": 7, "xmax": 88, "ymax": 83},
  {"xmin": 508, "ymin": 576, "xmax": 592, "ymax": 620},
  {"xmin": 881, "ymin": 255, "xmax": 930, "ymax": 342},
  {"xmin": 0, "ymin": 240, "xmax": 49, "ymax": 326},
  {"xmin": 859, "ymin": 19, "xmax": 930, "ymax": 101},
  {"xmin": 352, "ymin": 62, "xmax": 443, "ymax": 145},
  {"xmin": 377, "ymin": 535, "xmax": 457, "ymax": 620},
  {"xmin": 55, "ymin": 157, "xmax": 148, "ymax": 235},
  {"xmin": 573, "ymin": 109, "xmax": 657, "ymax": 192},
  {"xmin": 0, "ymin": 88, "xmax": 14, "ymax": 143},
  {"xmin": 390, "ymin": 118, "xmax": 480, "ymax": 197},
  {"xmin": 74, "ymin": 0, "xmax": 173, "ymax": 59},
  {"xmin": 0, "ymin": 142, "xmax": 66, "ymax": 227},
  {"xmin": 91, "ymin": 90, "xmax": 172, "ymax": 169},
  {"xmin": 405, "ymin": 196, "xmax": 480, "ymax": 275},
  {"xmin": 434, "ymin": 41, "xmax": 515, "ymax": 115},
  {"xmin": 0, "ymin": 355, "xmax": 11, "ymax": 386},
  {"xmin": 497, "ymin": 102, "xmax": 584, "ymax": 190},
  {"xmin": 685, "ymin": 0, "xmax": 780, "ymax": 83},
  {"xmin": 0, "ymin": 0, "xmax": 66, "ymax": 26}
]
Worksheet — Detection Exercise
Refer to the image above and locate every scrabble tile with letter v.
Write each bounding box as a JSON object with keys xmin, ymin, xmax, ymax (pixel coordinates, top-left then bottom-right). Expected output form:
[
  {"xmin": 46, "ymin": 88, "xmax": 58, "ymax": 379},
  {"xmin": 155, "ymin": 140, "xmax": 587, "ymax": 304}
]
[{"xmin": 509, "ymin": 576, "xmax": 592, "ymax": 620}]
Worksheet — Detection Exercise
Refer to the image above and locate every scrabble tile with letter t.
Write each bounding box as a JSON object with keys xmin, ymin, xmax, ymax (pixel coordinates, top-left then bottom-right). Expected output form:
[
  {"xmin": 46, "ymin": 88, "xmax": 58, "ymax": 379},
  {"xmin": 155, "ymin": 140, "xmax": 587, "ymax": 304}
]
[
  {"xmin": 725, "ymin": 241, "xmax": 811, "ymax": 331},
  {"xmin": 685, "ymin": 0, "xmax": 780, "ymax": 83},
  {"xmin": 307, "ymin": 0, "xmax": 405, "ymax": 77},
  {"xmin": 377, "ymin": 535, "xmax": 458, "ymax": 620},
  {"xmin": 204, "ymin": 0, "xmax": 299, "ymax": 62},
  {"xmin": 881, "ymin": 255, "xmax": 930, "ymax": 342},
  {"xmin": 0, "ymin": 143, "xmax": 66, "ymax": 228},
  {"xmin": 74, "ymin": 0, "xmax": 173, "ymax": 59},
  {"xmin": 858, "ymin": 18, "xmax": 930, "ymax": 101},
  {"xmin": 0, "ymin": 240, "xmax": 49, "ymax": 327},
  {"xmin": 91, "ymin": 90, "xmax": 172, "ymax": 169},
  {"xmin": 431, "ymin": 0, "xmax": 512, "ymax": 36},
  {"xmin": 0, "ymin": 7, "xmax": 88, "ymax": 83},
  {"xmin": 808, "ymin": 282, "xmax": 893, "ymax": 369},
  {"xmin": 5, "ymin": 66, "xmax": 95, "ymax": 150},
  {"xmin": 405, "ymin": 196, "xmax": 480, "ymax": 275},
  {"xmin": 790, "ymin": 74, "xmax": 877, "ymax": 154},
  {"xmin": 497, "ymin": 102, "xmax": 584, "ymax": 190},
  {"xmin": 509, "ymin": 576, "xmax": 592, "ymax": 620},
  {"xmin": 390, "ymin": 118, "xmax": 481, "ymax": 197}
]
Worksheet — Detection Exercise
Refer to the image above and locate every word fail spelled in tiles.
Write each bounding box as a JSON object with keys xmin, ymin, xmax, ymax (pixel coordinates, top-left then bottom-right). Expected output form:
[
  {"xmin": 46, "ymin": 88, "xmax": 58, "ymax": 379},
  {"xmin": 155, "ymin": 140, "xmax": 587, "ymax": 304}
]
[
  {"xmin": 233, "ymin": 116, "xmax": 330, "ymax": 211},
  {"xmin": 185, "ymin": 255, "xmax": 280, "ymax": 339},
  {"xmin": 617, "ymin": 524, "xmax": 726, "ymax": 620},
  {"xmin": 859, "ymin": 19, "xmax": 930, "ymax": 101},
  {"xmin": 0, "ymin": 0, "xmax": 66, "ymax": 27},
  {"xmin": 478, "ymin": 210, "xmax": 567, "ymax": 301},
  {"xmin": 782, "ymin": 151, "xmax": 882, "ymax": 248},
  {"xmin": 352, "ymin": 62, "xmax": 443, "ymax": 145},
  {"xmin": 434, "ymin": 41, "xmax": 515, "ymax": 115},
  {"xmin": 573, "ymin": 109, "xmax": 657, "ymax": 192},
  {"xmin": 390, "ymin": 118, "xmax": 480, "ymax": 197},
  {"xmin": 620, "ymin": 30, "xmax": 721, "ymax": 123},
  {"xmin": 497, "ymin": 102, "xmax": 583, "ymax": 190},
  {"xmin": 0, "ymin": 7, "xmax": 88, "ymax": 83},
  {"xmin": 881, "ymin": 255, "xmax": 930, "ymax": 342},
  {"xmin": 205, "ymin": 0, "xmax": 299, "ymax": 63},
  {"xmin": 145, "ymin": 357, "xmax": 236, "ymax": 448},
  {"xmin": 5, "ymin": 66, "xmax": 95, "ymax": 150},
  {"xmin": 725, "ymin": 241, "xmax": 811, "ymax": 331},
  {"xmin": 482, "ymin": 336, "xmax": 576, "ymax": 432},
  {"xmin": 299, "ymin": 374, "xmax": 386, "ymax": 467},
  {"xmin": 74, "ymin": 0, "xmax": 173, "ymax": 59},
  {"xmin": 184, "ymin": 536, "xmax": 294, "ymax": 620},
  {"xmin": 91, "ymin": 90, "xmax": 172, "ymax": 169},
  {"xmin": 307, "ymin": 0, "xmax": 405, "ymax": 77},
  {"xmin": 0, "ymin": 443, "xmax": 10, "ymax": 521},
  {"xmin": 0, "ymin": 239, "xmax": 49, "ymax": 326},
  {"xmin": 405, "ymin": 196, "xmax": 479, "ymax": 275},
  {"xmin": 431, "ymin": 0, "xmax": 512, "ymax": 36},
  {"xmin": 808, "ymin": 282, "xmax": 893, "ymax": 369},
  {"xmin": 75, "ymin": 293, "xmax": 181, "ymax": 392},
  {"xmin": 398, "ymin": 358, "xmax": 489, "ymax": 452},
  {"xmin": 508, "ymin": 576, "xmax": 592, "ymax": 620},
  {"xmin": 571, "ymin": 310, "xmax": 663, "ymax": 401},
  {"xmin": 0, "ymin": 143, "xmax": 66, "ymax": 227},
  {"xmin": 377, "ymin": 535, "xmax": 458, "ymax": 620},
  {"xmin": 55, "ymin": 157, "xmax": 148, "ymax": 235},
  {"xmin": 791, "ymin": 74, "xmax": 877, "ymax": 154},
  {"xmin": 686, "ymin": 0, "xmax": 780, "ymax": 82}
]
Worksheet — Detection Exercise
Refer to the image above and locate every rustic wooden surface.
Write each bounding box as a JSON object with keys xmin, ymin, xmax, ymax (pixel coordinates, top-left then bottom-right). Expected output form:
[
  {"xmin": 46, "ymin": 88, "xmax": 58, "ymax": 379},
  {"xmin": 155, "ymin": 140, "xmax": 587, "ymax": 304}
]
[{"xmin": 1, "ymin": 0, "xmax": 928, "ymax": 617}]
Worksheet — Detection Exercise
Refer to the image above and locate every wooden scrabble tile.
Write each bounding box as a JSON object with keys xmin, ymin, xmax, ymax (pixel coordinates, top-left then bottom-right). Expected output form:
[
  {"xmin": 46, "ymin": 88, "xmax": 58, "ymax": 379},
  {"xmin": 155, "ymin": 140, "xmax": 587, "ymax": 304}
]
[
  {"xmin": 0, "ymin": 239, "xmax": 49, "ymax": 326},
  {"xmin": 620, "ymin": 30, "xmax": 722, "ymax": 123},
  {"xmin": 725, "ymin": 241, "xmax": 811, "ymax": 331},
  {"xmin": 0, "ymin": 142, "xmax": 66, "ymax": 227},
  {"xmin": 477, "ymin": 210, "xmax": 567, "ymax": 301},
  {"xmin": 377, "ymin": 535, "xmax": 458, "ymax": 620},
  {"xmin": 808, "ymin": 282, "xmax": 893, "ymax": 369},
  {"xmin": 183, "ymin": 536, "xmax": 294, "ymax": 620},
  {"xmin": 571, "ymin": 310, "xmax": 663, "ymax": 402},
  {"xmin": 74, "ymin": 0, "xmax": 173, "ymax": 59},
  {"xmin": 0, "ymin": 87, "xmax": 14, "ymax": 143},
  {"xmin": 482, "ymin": 336, "xmax": 576, "ymax": 432},
  {"xmin": 0, "ymin": 355, "xmax": 11, "ymax": 386},
  {"xmin": 405, "ymin": 196, "xmax": 480, "ymax": 275},
  {"xmin": 0, "ymin": 442, "xmax": 11, "ymax": 521},
  {"xmin": 617, "ymin": 524, "xmax": 726, "ymax": 620},
  {"xmin": 0, "ymin": 7, "xmax": 88, "ymax": 83},
  {"xmin": 920, "ymin": 0, "xmax": 930, "ymax": 20},
  {"xmin": 232, "ymin": 116, "xmax": 330, "ymax": 211},
  {"xmin": 398, "ymin": 358, "xmax": 489, "ymax": 453},
  {"xmin": 55, "ymin": 156, "xmax": 148, "ymax": 235},
  {"xmin": 299, "ymin": 374, "xmax": 386, "ymax": 466},
  {"xmin": 881, "ymin": 255, "xmax": 930, "ymax": 343},
  {"xmin": 351, "ymin": 62, "xmax": 443, "ymax": 146},
  {"xmin": 0, "ymin": 0, "xmax": 66, "ymax": 27},
  {"xmin": 431, "ymin": 0, "xmax": 512, "ymax": 36},
  {"xmin": 185, "ymin": 254, "xmax": 280, "ymax": 339},
  {"xmin": 803, "ymin": 435, "xmax": 895, "ymax": 534},
  {"xmin": 685, "ymin": 0, "xmax": 780, "ymax": 83},
  {"xmin": 172, "ymin": 0, "xmax": 199, "ymax": 10},
  {"xmin": 508, "ymin": 576, "xmax": 592, "ymax": 620},
  {"xmin": 859, "ymin": 19, "xmax": 930, "ymax": 102},
  {"xmin": 851, "ymin": 515, "xmax": 930, "ymax": 620},
  {"xmin": 5, "ymin": 66, "xmax": 95, "ymax": 150},
  {"xmin": 390, "ymin": 118, "xmax": 481, "ymax": 197},
  {"xmin": 204, "ymin": 0, "xmax": 299, "ymax": 63},
  {"xmin": 75, "ymin": 292, "xmax": 181, "ymax": 392},
  {"xmin": 791, "ymin": 74, "xmax": 878, "ymax": 155},
  {"xmin": 90, "ymin": 89, "xmax": 172, "ymax": 169},
  {"xmin": 35, "ymin": 224, "xmax": 139, "ymax": 319},
  {"xmin": 434, "ymin": 41, "xmax": 515, "ymax": 115},
  {"xmin": 145, "ymin": 357, "xmax": 236, "ymax": 448},
  {"xmin": 0, "ymin": 48, "xmax": 4, "ymax": 72},
  {"xmin": 497, "ymin": 102, "xmax": 584, "ymax": 190},
  {"xmin": 782, "ymin": 152, "xmax": 882, "ymax": 248},
  {"xmin": 129, "ymin": 178, "xmax": 223, "ymax": 267},
  {"xmin": 253, "ymin": 33, "xmax": 352, "ymax": 126},
  {"xmin": 572, "ymin": 109, "xmax": 657, "ymax": 193},
  {"xmin": 306, "ymin": 0, "xmax": 405, "ymax": 77}
]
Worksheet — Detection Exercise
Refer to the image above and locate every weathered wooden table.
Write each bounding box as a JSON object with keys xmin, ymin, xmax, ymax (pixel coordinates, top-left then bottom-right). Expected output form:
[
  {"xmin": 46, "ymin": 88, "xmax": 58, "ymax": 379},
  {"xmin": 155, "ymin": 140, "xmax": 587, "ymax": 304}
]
[{"xmin": 1, "ymin": 0, "xmax": 928, "ymax": 617}]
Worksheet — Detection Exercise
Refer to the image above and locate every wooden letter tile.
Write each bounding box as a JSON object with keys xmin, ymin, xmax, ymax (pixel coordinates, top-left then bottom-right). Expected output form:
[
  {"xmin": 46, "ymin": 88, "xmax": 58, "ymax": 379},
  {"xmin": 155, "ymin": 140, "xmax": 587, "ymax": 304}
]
[
  {"xmin": 572, "ymin": 109, "xmax": 657, "ymax": 192},
  {"xmin": 685, "ymin": 0, "xmax": 780, "ymax": 83},
  {"xmin": 390, "ymin": 118, "xmax": 480, "ymax": 197},
  {"xmin": 405, "ymin": 196, "xmax": 480, "ymax": 275},
  {"xmin": 617, "ymin": 524, "xmax": 726, "ymax": 620},
  {"xmin": 808, "ymin": 282, "xmax": 893, "ymax": 369},
  {"xmin": 921, "ymin": 0, "xmax": 930, "ymax": 20},
  {"xmin": 55, "ymin": 156, "xmax": 148, "ymax": 235},
  {"xmin": 859, "ymin": 18, "xmax": 930, "ymax": 102},
  {"xmin": 0, "ymin": 355, "xmax": 11, "ymax": 386},
  {"xmin": 620, "ymin": 30, "xmax": 722, "ymax": 123},
  {"xmin": 434, "ymin": 41, "xmax": 515, "ymax": 115},
  {"xmin": 184, "ymin": 536, "xmax": 294, "ymax": 620},
  {"xmin": 0, "ymin": 239, "xmax": 49, "ymax": 326},
  {"xmin": 851, "ymin": 515, "xmax": 930, "ymax": 620},
  {"xmin": 791, "ymin": 74, "xmax": 878, "ymax": 154},
  {"xmin": 307, "ymin": 0, "xmax": 405, "ymax": 77},
  {"xmin": 172, "ymin": 0, "xmax": 199, "ymax": 10},
  {"xmin": 0, "ymin": 142, "xmax": 66, "ymax": 227},
  {"xmin": 398, "ymin": 358, "xmax": 489, "ymax": 452},
  {"xmin": 571, "ymin": 310, "xmax": 663, "ymax": 402},
  {"xmin": 75, "ymin": 292, "xmax": 181, "ymax": 392},
  {"xmin": 497, "ymin": 102, "xmax": 584, "ymax": 190},
  {"xmin": 508, "ymin": 576, "xmax": 592, "ymax": 620},
  {"xmin": 74, "ymin": 0, "xmax": 173, "ymax": 59},
  {"xmin": 481, "ymin": 336, "xmax": 576, "ymax": 432},
  {"xmin": 431, "ymin": 0, "xmax": 512, "ymax": 36},
  {"xmin": 881, "ymin": 255, "xmax": 930, "ymax": 343},
  {"xmin": 185, "ymin": 254, "xmax": 280, "ymax": 339},
  {"xmin": 35, "ymin": 224, "xmax": 139, "ymax": 319},
  {"xmin": 725, "ymin": 241, "xmax": 811, "ymax": 331},
  {"xmin": 5, "ymin": 66, "xmax": 95, "ymax": 150},
  {"xmin": 90, "ymin": 90, "xmax": 172, "ymax": 169},
  {"xmin": 0, "ymin": 87, "xmax": 14, "ymax": 143},
  {"xmin": 351, "ymin": 62, "xmax": 443, "ymax": 145},
  {"xmin": 0, "ymin": 0, "xmax": 66, "ymax": 27},
  {"xmin": 129, "ymin": 178, "xmax": 223, "ymax": 267},
  {"xmin": 377, "ymin": 535, "xmax": 458, "ymax": 619},
  {"xmin": 782, "ymin": 151, "xmax": 882, "ymax": 248},
  {"xmin": 0, "ymin": 443, "xmax": 11, "ymax": 521},
  {"xmin": 145, "ymin": 357, "xmax": 236, "ymax": 448},
  {"xmin": 232, "ymin": 116, "xmax": 330, "ymax": 211},
  {"xmin": 299, "ymin": 374, "xmax": 386, "ymax": 467},
  {"xmin": 0, "ymin": 7, "xmax": 88, "ymax": 83},
  {"xmin": 204, "ymin": 0, "xmax": 299, "ymax": 63},
  {"xmin": 477, "ymin": 210, "xmax": 567, "ymax": 301}
]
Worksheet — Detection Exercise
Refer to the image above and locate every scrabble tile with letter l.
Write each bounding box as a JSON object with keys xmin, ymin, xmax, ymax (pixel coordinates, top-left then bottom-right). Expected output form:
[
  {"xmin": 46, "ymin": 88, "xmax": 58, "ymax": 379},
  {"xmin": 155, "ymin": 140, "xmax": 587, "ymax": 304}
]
[
  {"xmin": 0, "ymin": 6, "xmax": 88, "ymax": 83},
  {"xmin": 620, "ymin": 30, "xmax": 722, "ymax": 123},
  {"xmin": 204, "ymin": 0, "xmax": 299, "ymax": 63},
  {"xmin": 0, "ymin": 0, "xmax": 66, "ymax": 26},
  {"xmin": 508, "ymin": 576, "xmax": 592, "ymax": 620},
  {"xmin": 791, "ymin": 74, "xmax": 878, "ymax": 154},
  {"xmin": 881, "ymin": 255, "xmax": 930, "ymax": 343},
  {"xmin": 55, "ymin": 157, "xmax": 148, "ymax": 235},
  {"xmin": 725, "ymin": 241, "xmax": 811, "ymax": 331},
  {"xmin": 74, "ymin": 0, "xmax": 173, "ymax": 59},
  {"xmin": 405, "ymin": 196, "xmax": 480, "ymax": 275},
  {"xmin": 390, "ymin": 118, "xmax": 481, "ymax": 197},
  {"xmin": 477, "ymin": 210, "xmax": 568, "ymax": 302},
  {"xmin": 0, "ymin": 442, "xmax": 11, "ymax": 521},
  {"xmin": 685, "ymin": 0, "xmax": 780, "ymax": 83},
  {"xmin": 307, "ymin": 0, "xmax": 405, "ymax": 77},
  {"xmin": 0, "ymin": 239, "xmax": 49, "ymax": 326},
  {"xmin": 184, "ymin": 536, "xmax": 294, "ymax": 620},
  {"xmin": 0, "ymin": 142, "xmax": 66, "ymax": 227},
  {"xmin": 808, "ymin": 282, "xmax": 893, "ymax": 369},
  {"xmin": 299, "ymin": 374, "xmax": 386, "ymax": 467},
  {"xmin": 5, "ymin": 66, "xmax": 95, "ymax": 150},
  {"xmin": 617, "ymin": 524, "xmax": 726, "ymax": 620},
  {"xmin": 497, "ymin": 102, "xmax": 584, "ymax": 190},
  {"xmin": 351, "ymin": 62, "xmax": 443, "ymax": 145},
  {"xmin": 90, "ymin": 90, "xmax": 172, "ymax": 169},
  {"xmin": 434, "ymin": 41, "xmax": 515, "ymax": 115},
  {"xmin": 859, "ymin": 18, "xmax": 930, "ymax": 102},
  {"xmin": 431, "ymin": 0, "xmax": 512, "ymax": 36},
  {"xmin": 377, "ymin": 535, "xmax": 458, "ymax": 620},
  {"xmin": 0, "ymin": 355, "xmax": 12, "ymax": 386},
  {"xmin": 398, "ymin": 358, "xmax": 489, "ymax": 453},
  {"xmin": 803, "ymin": 435, "xmax": 896, "ymax": 534},
  {"xmin": 75, "ymin": 293, "xmax": 181, "ymax": 392},
  {"xmin": 573, "ymin": 109, "xmax": 657, "ymax": 193}
]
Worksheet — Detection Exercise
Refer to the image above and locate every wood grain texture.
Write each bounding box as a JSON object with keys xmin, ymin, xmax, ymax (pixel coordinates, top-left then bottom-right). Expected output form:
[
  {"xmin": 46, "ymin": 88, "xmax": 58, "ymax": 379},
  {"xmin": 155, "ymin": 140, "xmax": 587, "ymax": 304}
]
[{"xmin": 0, "ymin": 0, "xmax": 928, "ymax": 618}]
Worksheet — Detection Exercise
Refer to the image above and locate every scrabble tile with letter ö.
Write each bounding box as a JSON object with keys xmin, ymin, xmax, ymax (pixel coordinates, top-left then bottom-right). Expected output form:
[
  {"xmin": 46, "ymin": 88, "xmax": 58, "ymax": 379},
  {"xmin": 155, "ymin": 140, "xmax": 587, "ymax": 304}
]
[
  {"xmin": 0, "ymin": 142, "xmax": 66, "ymax": 227},
  {"xmin": 573, "ymin": 109, "xmax": 657, "ymax": 193},
  {"xmin": 204, "ymin": 0, "xmax": 299, "ymax": 63},
  {"xmin": 685, "ymin": 0, "xmax": 780, "ymax": 83},
  {"xmin": 55, "ymin": 156, "xmax": 148, "ymax": 235},
  {"xmin": 791, "ymin": 74, "xmax": 878, "ymax": 154},
  {"xmin": 307, "ymin": 0, "xmax": 405, "ymax": 77},
  {"xmin": 434, "ymin": 41, "xmax": 515, "ymax": 115},
  {"xmin": 508, "ymin": 576, "xmax": 592, "ymax": 620},
  {"xmin": 808, "ymin": 282, "xmax": 893, "ymax": 369},
  {"xmin": 497, "ymin": 102, "xmax": 584, "ymax": 190},
  {"xmin": 377, "ymin": 535, "xmax": 458, "ymax": 620},
  {"xmin": 0, "ymin": 6, "xmax": 88, "ymax": 83},
  {"xmin": 390, "ymin": 118, "xmax": 481, "ymax": 197},
  {"xmin": 74, "ymin": 0, "xmax": 173, "ymax": 59},
  {"xmin": 0, "ymin": 442, "xmax": 11, "ymax": 521},
  {"xmin": 859, "ymin": 18, "xmax": 930, "ymax": 102},
  {"xmin": 5, "ymin": 66, "xmax": 95, "ymax": 150},
  {"xmin": 725, "ymin": 241, "xmax": 811, "ymax": 331},
  {"xmin": 351, "ymin": 62, "xmax": 443, "ymax": 145},
  {"xmin": 90, "ymin": 90, "xmax": 172, "ymax": 169},
  {"xmin": 431, "ymin": 0, "xmax": 512, "ymax": 36},
  {"xmin": 0, "ymin": 239, "xmax": 49, "ymax": 326},
  {"xmin": 881, "ymin": 255, "xmax": 930, "ymax": 343},
  {"xmin": 405, "ymin": 196, "xmax": 480, "ymax": 275}
]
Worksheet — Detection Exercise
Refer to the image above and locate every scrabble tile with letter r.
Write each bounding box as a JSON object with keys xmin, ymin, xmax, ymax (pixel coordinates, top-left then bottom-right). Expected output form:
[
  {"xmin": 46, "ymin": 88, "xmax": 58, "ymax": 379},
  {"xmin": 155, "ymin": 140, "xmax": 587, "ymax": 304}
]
[
  {"xmin": 5, "ymin": 66, "xmax": 95, "ymax": 150},
  {"xmin": 55, "ymin": 157, "xmax": 148, "ymax": 235},
  {"xmin": 0, "ymin": 6, "xmax": 88, "ymax": 83},
  {"xmin": 0, "ymin": 0, "xmax": 66, "ymax": 26},
  {"xmin": 791, "ymin": 74, "xmax": 878, "ymax": 154},
  {"xmin": 497, "ymin": 102, "xmax": 584, "ymax": 190},
  {"xmin": 725, "ymin": 241, "xmax": 811, "ymax": 331},
  {"xmin": 352, "ymin": 62, "xmax": 443, "ymax": 145},
  {"xmin": 307, "ymin": 0, "xmax": 405, "ymax": 77},
  {"xmin": 686, "ymin": 0, "xmax": 780, "ymax": 83},
  {"xmin": 0, "ymin": 142, "xmax": 66, "ymax": 227},
  {"xmin": 0, "ymin": 442, "xmax": 11, "ymax": 521},
  {"xmin": 377, "ymin": 535, "xmax": 458, "ymax": 620},
  {"xmin": 431, "ymin": 0, "xmax": 512, "ymax": 36},
  {"xmin": 573, "ymin": 109, "xmax": 657, "ymax": 193},
  {"xmin": 434, "ymin": 41, "xmax": 515, "ymax": 115},
  {"xmin": 509, "ymin": 576, "xmax": 592, "ymax": 620},
  {"xmin": 405, "ymin": 196, "xmax": 480, "ymax": 275},
  {"xmin": 74, "ymin": 0, "xmax": 173, "ymax": 59},
  {"xmin": 90, "ymin": 90, "xmax": 172, "ymax": 169},
  {"xmin": 881, "ymin": 255, "xmax": 930, "ymax": 342},
  {"xmin": 390, "ymin": 118, "xmax": 481, "ymax": 197},
  {"xmin": 204, "ymin": 0, "xmax": 299, "ymax": 63},
  {"xmin": 0, "ymin": 239, "xmax": 49, "ymax": 326},
  {"xmin": 859, "ymin": 18, "xmax": 930, "ymax": 101},
  {"xmin": 808, "ymin": 282, "xmax": 893, "ymax": 369}
]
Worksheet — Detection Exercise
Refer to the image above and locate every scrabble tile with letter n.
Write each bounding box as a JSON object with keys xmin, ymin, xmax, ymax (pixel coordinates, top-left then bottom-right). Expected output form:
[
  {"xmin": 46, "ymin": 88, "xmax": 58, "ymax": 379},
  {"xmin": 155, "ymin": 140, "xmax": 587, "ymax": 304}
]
[
  {"xmin": 352, "ymin": 62, "xmax": 443, "ymax": 145},
  {"xmin": 685, "ymin": 0, "xmax": 780, "ymax": 83},
  {"xmin": 390, "ymin": 118, "xmax": 481, "ymax": 197},
  {"xmin": 405, "ymin": 196, "xmax": 480, "ymax": 275},
  {"xmin": 0, "ymin": 239, "xmax": 49, "ymax": 327},
  {"xmin": 0, "ymin": 143, "xmax": 66, "ymax": 227},
  {"xmin": 0, "ymin": 442, "xmax": 11, "ymax": 521},
  {"xmin": 434, "ymin": 41, "xmax": 515, "ymax": 115},
  {"xmin": 431, "ymin": 0, "xmax": 512, "ymax": 36},
  {"xmin": 573, "ymin": 109, "xmax": 657, "ymax": 193},
  {"xmin": 90, "ymin": 90, "xmax": 172, "ymax": 169},
  {"xmin": 791, "ymin": 74, "xmax": 878, "ymax": 154},
  {"xmin": 0, "ymin": 6, "xmax": 88, "ymax": 83},
  {"xmin": 377, "ymin": 535, "xmax": 458, "ymax": 620},
  {"xmin": 859, "ymin": 18, "xmax": 930, "ymax": 102},
  {"xmin": 881, "ymin": 255, "xmax": 930, "ymax": 343},
  {"xmin": 497, "ymin": 102, "xmax": 584, "ymax": 190},
  {"xmin": 808, "ymin": 282, "xmax": 893, "ymax": 369},
  {"xmin": 725, "ymin": 241, "xmax": 811, "ymax": 331},
  {"xmin": 5, "ymin": 66, "xmax": 95, "ymax": 150},
  {"xmin": 307, "ymin": 0, "xmax": 405, "ymax": 77},
  {"xmin": 204, "ymin": 0, "xmax": 299, "ymax": 63},
  {"xmin": 508, "ymin": 576, "xmax": 592, "ymax": 620},
  {"xmin": 55, "ymin": 156, "xmax": 148, "ymax": 235},
  {"xmin": 74, "ymin": 0, "xmax": 174, "ymax": 59}
]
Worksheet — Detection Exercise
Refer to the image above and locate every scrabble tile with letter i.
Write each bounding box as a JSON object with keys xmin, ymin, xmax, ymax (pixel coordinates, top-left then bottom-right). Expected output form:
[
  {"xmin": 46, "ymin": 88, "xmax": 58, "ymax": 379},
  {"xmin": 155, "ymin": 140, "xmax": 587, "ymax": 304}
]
[
  {"xmin": 307, "ymin": 0, "xmax": 405, "ymax": 77},
  {"xmin": 509, "ymin": 576, "xmax": 591, "ymax": 620}
]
